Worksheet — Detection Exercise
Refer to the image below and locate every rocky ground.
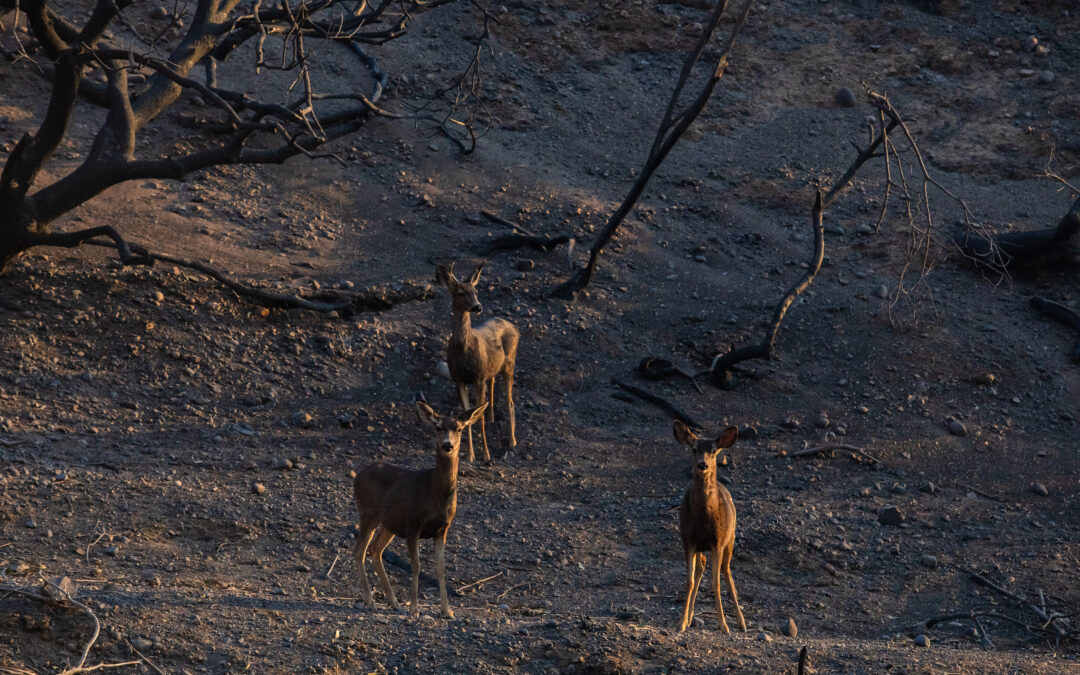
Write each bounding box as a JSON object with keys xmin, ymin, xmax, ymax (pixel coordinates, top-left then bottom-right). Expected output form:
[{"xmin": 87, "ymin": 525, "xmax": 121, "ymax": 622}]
[{"xmin": 1, "ymin": 0, "xmax": 1079, "ymax": 673}]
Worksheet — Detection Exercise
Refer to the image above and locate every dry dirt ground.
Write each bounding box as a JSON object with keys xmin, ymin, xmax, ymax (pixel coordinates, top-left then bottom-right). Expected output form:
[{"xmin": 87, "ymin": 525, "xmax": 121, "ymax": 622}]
[{"xmin": 2, "ymin": 0, "xmax": 1079, "ymax": 673}]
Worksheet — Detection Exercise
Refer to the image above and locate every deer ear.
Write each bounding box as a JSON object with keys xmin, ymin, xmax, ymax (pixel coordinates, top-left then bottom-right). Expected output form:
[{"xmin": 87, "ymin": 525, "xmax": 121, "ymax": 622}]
[
  {"xmin": 673, "ymin": 420, "xmax": 696, "ymax": 446},
  {"xmin": 435, "ymin": 264, "xmax": 453, "ymax": 288},
  {"xmin": 714, "ymin": 426, "xmax": 738, "ymax": 451},
  {"xmin": 469, "ymin": 260, "xmax": 485, "ymax": 284},
  {"xmin": 460, "ymin": 402, "xmax": 488, "ymax": 426},
  {"xmin": 415, "ymin": 401, "xmax": 440, "ymax": 425}
]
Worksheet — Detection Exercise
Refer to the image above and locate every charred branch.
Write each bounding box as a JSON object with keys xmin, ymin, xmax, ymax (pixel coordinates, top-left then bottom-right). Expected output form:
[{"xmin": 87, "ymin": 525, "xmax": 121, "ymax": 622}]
[
  {"xmin": 952, "ymin": 196, "xmax": 1080, "ymax": 270},
  {"xmin": 550, "ymin": 0, "xmax": 753, "ymax": 298},
  {"xmin": 1029, "ymin": 296, "xmax": 1080, "ymax": 364}
]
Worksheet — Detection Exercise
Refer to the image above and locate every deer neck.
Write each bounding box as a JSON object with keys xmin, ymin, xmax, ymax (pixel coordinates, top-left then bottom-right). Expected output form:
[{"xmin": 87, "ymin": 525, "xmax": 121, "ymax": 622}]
[
  {"xmin": 450, "ymin": 308, "xmax": 477, "ymax": 349},
  {"xmin": 689, "ymin": 469, "xmax": 718, "ymax": 513},
  {"xmin": 434, "ymin": 449, "xmax": 459, "ymax": 494}
]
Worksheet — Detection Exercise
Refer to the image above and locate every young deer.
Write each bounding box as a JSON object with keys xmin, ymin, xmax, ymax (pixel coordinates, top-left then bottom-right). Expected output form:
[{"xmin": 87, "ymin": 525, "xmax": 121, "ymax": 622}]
[
  {"xmin": 434, "ymin": 262, "xmax": 519, "ymax": 463},
  {"xmin": 673, "ymin": 420, "xmax": 747, "ymax": 633},
  {"xmin": 352, "ymin": 401, "xmax": 487, "ymax": 618}
]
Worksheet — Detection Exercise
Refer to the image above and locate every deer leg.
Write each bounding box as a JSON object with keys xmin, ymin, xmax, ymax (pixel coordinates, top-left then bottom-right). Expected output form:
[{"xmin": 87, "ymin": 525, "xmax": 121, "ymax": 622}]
[
  {"xmin": 457, "ymin": 383, "xmax": 474, "ymax": 462},
  {"xmin": 505, "ymin": 368, "xmax": 517, "ymax": 449},
  {"xmin": 369, "ymin": 527, "xmax": 399, "ymax": 610},
  {"xmin": 476, "ymin": 380, "xmax": 491, "ymax": 463},
  {"xmin": 434, "ymin": 532, "xmax": 453, "ymax": 619},
  {"xmin": 687, "ymin": 551, "xmax": 705, "ymax": 622},
  {"xmin": 679, "ymin": 547, "xmax": 698, "ymax": 632},
  {"xmin": 407, "ymin": 534, "xmax": 421, "ymax": 618},
  {"xmin": 722, "ymin": 542, "xmax": 746, "ymax": 632},
  {"xmin": 713, "ymin": 546, "xmax": 730, "ymax": 634},
  {"xmin": 487, "ymin": 377, "xmax": 496, "ymax": 422},
  {"xmin": 352, "ymin": 521, "xmax": 378, "ymax": 608}
]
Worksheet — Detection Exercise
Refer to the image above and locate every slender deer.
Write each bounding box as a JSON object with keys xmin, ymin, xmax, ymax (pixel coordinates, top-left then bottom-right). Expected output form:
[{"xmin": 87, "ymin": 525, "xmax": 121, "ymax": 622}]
[
  {"xmin": 673, "ymin": 420, "xmax": 747, "ymax": 633},
  {"xmin": 352, "ymin": 401, "xmax": 487, "ymax": 618},
  {"xmin": 434, "ymin": 262, "xmax": 519, "ymax": 463}
]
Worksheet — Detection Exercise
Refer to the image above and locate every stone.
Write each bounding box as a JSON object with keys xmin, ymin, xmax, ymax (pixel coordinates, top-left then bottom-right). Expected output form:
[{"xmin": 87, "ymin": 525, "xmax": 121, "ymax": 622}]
[
  {"xmin": 1023, "ymin": 35, "xmax": 1038, "ymax": 52},
  {"xmin": 1031, "ymin": 482, "xmax": 1049, "ymax": 496},
  {"xmin": 1037, "ymin": 71, "xmax": 1055, "ymax": 86},
  {"xmin": 948, "ymin": 419, "xmax": 967, "ymax": 436},
  {"xmin": 878, "ymin": 505, "xmax": 904, "ymax": 526},
  {"xmin": 252, "ymin": 482, "xmax": 266, "ymax": 495},
  {"xmin": 756, "ymin": 631, "xmax": 773, "ymax": 642},
  {"xmin": 874, "ymin": 283, "xmax": 889, "ymax": 298},
  {"xmin": 784, "ymin": 617, "xmax": 798, "ymax": 638},
  {"xmin": 435, "ymin": 361, "xmax": 452, "ymax": 380},
  {"xmin": 273, "ymin": 458, "xmax": 293, "ymax": 470},
  {"xmin": 920, "ymin": 554, "xmax": 938, "ymax": 569},
  {"xmin": 914, "ymin": 634, "xmax": 930, "ymax": 647},
  {"xmin": 815, "ymin": 414, "xmax": 830, "ymax": 429},
  {"xmin": 289, "ymin": 411, "xmax": 314, "ymax": 428},
  {"xmin": 835, "ymin": 87, "xmax": 856, "ymax": 108},
  {"xmin": 337, "ymin": 413, "xmax": 357, "ymax": 428},
  {"xmin": 130, "ymin": 637, "xmax": 154, "ymax": 651}
]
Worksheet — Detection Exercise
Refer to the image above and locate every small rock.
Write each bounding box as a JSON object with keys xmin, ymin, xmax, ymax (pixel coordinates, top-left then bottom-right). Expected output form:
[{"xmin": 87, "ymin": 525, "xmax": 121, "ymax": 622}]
[
  {"xmin": 514, "ymin": 259, "xmax": 535, "ymax": 271},
  {"xmin": 23, "ymin": 517, "xmax": 36, "ymax": 529},
  {"xmin": 914, "ymin": 634, "xmax": 930, "ymax": 647},
  {"xmin": 337, "ymin": 413, "xmax": 357, "ymax": 428},
  {"xmin": 878, "ymin": 505, "xmax": 904, "ymax": 526},
  {"xmin": 252, "ymin": 482, "xmax": 266, "ymax": 495},
  {"xmin": 273, "ymin": 458, "xmax": 293, "ymax": 470},
  {"xmin": 835, "ymin": 87, "xmax": 856, "ymax": 108},
  {"xmin": 1037, "ymin": 70, "xmax": 1055, "ymax": 86},
  {"xmin": 130, "ymin": 637, "xmax": 153, "ymax": 651},
  {"xmin": 1019, "ymin": 68, "xmax": 1035, "ymax": 78},
  {"xmin": 434, "ymin": 361, "xmax": 452, "ymax": 380},
  {"xmin": 857, "ymin": 223, "xmax": 873, "ymax": 234},
  {"xmin": 782, "ymin": 417, "xmax": 801, "ymax": 430},
  {"xmin": 920, "ymin": 554, "xmax": 938, "ymax": 569},
  {"xmin": 1034, "ymin": 44, "xmax": 1049, "ymax": 58},
  {"xmin": 1023, "ymin": 35, "xmax": 1038, "ymax": 52},
  {"xmin": 1031, "ymin": 482, "xmax": 1049, "ymax": 496},
  {"xmin": 947, "ymin": 419, "xmax": 967, "ymax": 436},
  {"xmin": 874, "ymin": 283, "xmax": 889, "ymax": 298},
  {"xmin": 152, "ymin": 6, "xmax": 169, "ymax": 19},
  {"xmin": 980, "ymin": 373, "xmax": 996, "ymax": 385},
  {"xmin": 289, "ymin": 411, "xmax": 314, "ymax": 427},
  {"xmin": 814, "ymin": 414, "xmax": 830, "ymax": 429},
  {"xmin": 784, "ymin": 618, "xmax": 798, "ymax": 638},
  {"xmin": 756, "ymin": 631, "xmax": 773, "ymax": 642}
]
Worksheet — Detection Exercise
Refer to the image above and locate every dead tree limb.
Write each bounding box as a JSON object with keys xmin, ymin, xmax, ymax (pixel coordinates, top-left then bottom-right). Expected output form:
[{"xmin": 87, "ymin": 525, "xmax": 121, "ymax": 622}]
[
  {"xmin": 708, "ymin": 92, "xmax": 901, "ymax": 388},
  {"xmin": 952, "ymin": 196, "xmax": 1080, "ymax": 270},
  {"xmin": 611, "ymin": 378, "xmax": 701, "ymax": 430},
  {"xmin": 787, "ymin": 443, "xmax": 881, "ymax": 465},
  {"xmin": 549, "ymin": 0, "xmax": 754, "ymax": 298},
  {"xmin": 1029, "ymin": 296, "xmax": 1080, "ymax": 364}
]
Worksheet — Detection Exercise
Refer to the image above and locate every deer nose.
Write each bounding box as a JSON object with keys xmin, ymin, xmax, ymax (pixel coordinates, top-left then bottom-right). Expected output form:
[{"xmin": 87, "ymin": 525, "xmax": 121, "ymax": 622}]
[
  {"xmin": 697, "ymin": 461, "xmax": 708, "ymax": 471},
  {"xmin": 470, "ymin": 304, "xmax": 483, "ymax": 314},
  {"xmin": 442, "ymin": 441, "xmax": 454, "ymax": 452}
]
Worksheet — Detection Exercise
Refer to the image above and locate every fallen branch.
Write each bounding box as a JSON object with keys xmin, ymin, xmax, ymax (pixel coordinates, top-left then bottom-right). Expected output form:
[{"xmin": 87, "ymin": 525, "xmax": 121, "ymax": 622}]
[
  {"xmin": 952, "ymin": 564, "xmax": 1075, "ymax": 639},
  {"xmin": 1030, "ymin": 296, "xmax": 1080, "ymax": 364},
  {"xmin": 611, "ymin": 379, "xmax": 701, "ymax": 430},
  {"xmin": 787, "ymin": 443, "xmax": 881, "ymax": 465},
  {"xmin": 125, "ymin": 639, "xmax": 166, "ymax": 675},
  {"xmin": 637, "ymin": 357, "xmax": 703, "ymax": 394},
  {"xmin": 475, "ymin": 210, "xmax": 572, "ymax": 255},
  {"xmin": 455, "ymin": 570, "xmax": 503, "ymax": 594},
  {"xmin": 923, "ymin": 610, "xmax": 995, "ymax": 648},
  {"xmin": 797, "ymin": 646, "xmax": 808, "ymax": 675},
  {"xmin": 952, "ymin": 196, "xmax": 1080, "ymax": 270}
]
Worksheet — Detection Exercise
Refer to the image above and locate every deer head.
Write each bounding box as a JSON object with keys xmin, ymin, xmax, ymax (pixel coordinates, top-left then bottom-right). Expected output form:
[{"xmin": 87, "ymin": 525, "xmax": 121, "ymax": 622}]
[
  {"xmin": 435, "ymin": 262, "xmax": 485, "ymax": 315},
  {"xmin": 673, "ymin": 421, "xmax": 738, "ymax": 476}
]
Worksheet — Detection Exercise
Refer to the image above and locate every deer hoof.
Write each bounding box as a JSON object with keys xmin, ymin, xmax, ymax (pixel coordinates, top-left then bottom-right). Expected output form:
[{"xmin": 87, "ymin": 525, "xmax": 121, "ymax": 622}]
[{"xmin": 441, "ymin": 608, "xmax": 455, "ymax": 619}]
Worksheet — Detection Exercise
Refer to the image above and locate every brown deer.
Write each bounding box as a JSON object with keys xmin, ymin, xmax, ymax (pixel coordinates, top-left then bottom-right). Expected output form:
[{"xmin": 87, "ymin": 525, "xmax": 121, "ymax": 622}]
[
  {"xmin": 352, "ymin": 400, "xmax": 487, "ymax": 618},
  {"xmin": 434, "ymin": 262, "xmax": 519, "ymax": 463},
  {"xmin": 673, "ymin": 420, "xmax": 747, "ymax": 633}
]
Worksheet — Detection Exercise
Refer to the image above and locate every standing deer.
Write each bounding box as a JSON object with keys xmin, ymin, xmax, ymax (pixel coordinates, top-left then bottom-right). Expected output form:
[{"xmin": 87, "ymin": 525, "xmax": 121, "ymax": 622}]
[
  {"xmin": 434, "ymin": 262, "xmax": 519, "ymax": 463},
  {"xmin": 352, "ymin": 401, "xmax": 487, "ymax": 618},
  {"xmin": 673, "ymin": 420, "xmax": 747, "ymax": 633}
]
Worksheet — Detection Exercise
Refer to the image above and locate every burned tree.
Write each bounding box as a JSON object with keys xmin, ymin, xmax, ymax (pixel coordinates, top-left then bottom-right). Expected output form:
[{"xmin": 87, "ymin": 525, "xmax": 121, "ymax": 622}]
[{"xmin": 0, "ymin": 0, "xmax": 468, "ymax": 293}]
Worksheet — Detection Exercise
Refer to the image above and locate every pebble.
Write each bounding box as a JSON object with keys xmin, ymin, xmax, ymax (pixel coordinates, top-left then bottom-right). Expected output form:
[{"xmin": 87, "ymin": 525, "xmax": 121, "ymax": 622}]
[
  {"xmin": 289, "ymin": 411, "xmax": 314, "ymax": 427},
  {"xmin": 1031, "ymin": 482, "xmax": 1049, "ymax": 496},
  {"xmin": 785, "ymin": 618, "xmax": 798, "ymax": 638},
  {"xmin": 814, "ymin": 414, "xmax": 830, "ymax": 429},
  {"xmin": 857, "ymin": 223, "xmax": 873, "ymax": 234},
  {"xmin": 252, "ymin": 482, "xmax": 266, "ymax": 495},
  {"xmin": 337, "ymin": 413, "xmax": 357, "ymax": 428},
  {"xmin": 756, "ymin": 631, "xmax": 773, "ymax": 642},
  {"xmin": 878, "ymin": 505, "xmax": 904, "ymax": 526},
  {"xmin": 920, "ymin": 554, "xmax": 938, "ymax": 569},
  {"xmin": 130, "ymin": 637, "xmax": 154, "ymax": 651},
  {"xmin": 1023, "ymin": 35, "xmax": 1038, "ymax": 52},
  {"xmin": 948, "ymin": 419, "xmax": 967, "ymax": 436},
  {"xmin": 914, "ymin": 634, "xmax": 930, "ymax": 647},
  {"xmin": 1034, "ymin": 44, "xmax": 1049, "ymax": 58},
  {"xmin": 874, "ymin": 283, "xmax": 889, "ymax": 298},
  {"xmin": 835, "ymin": 87, "xmax": 856, "ymax": 108},
  {"xmin": 273, "ymin": 458, "xmax": 293, "ymax": 470},
  {"xmin": 152, "ymin": 6, "xmax": 169, "ymax": 19},
  {"xmin": 1019, "ymin": 68, "xmax": 1035, "ymax": 77},
  {"xmin": 1037, "ymin": 71, "xmax": 1054, "ymax": 85},
  {"xmin": 434, "ymin": 361, "xmax": 452, "ymax": 380}
]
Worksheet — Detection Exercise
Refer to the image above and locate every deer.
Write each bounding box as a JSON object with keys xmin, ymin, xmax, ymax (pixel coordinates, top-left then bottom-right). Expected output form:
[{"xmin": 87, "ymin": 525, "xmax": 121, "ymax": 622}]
[
  {"xmin": 673, "ymin": 420, "xmax": 747, "ymax": 633},
  {"xmin": 434, "ymin": 261, "xmax": 519, "ymax": 463},
  {"xmin": 352, "ymin": 400, "xmax": 487, "ymax": 619}
]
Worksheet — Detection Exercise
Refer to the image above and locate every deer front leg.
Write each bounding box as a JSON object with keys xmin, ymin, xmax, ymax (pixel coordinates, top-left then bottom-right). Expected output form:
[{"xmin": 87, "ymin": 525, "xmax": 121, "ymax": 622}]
[
  {"xmin": 687, "ymin": 551, "xmax": 705, "ymax": 624},
  {"xmin": 679, "ymin": 547, "xmax": 698, "ymax": 631},
  {"xmin": 369, "ymin": 527, "xmax": 399, "ymax": 610},
  {"xmin": 487, "ymin": 377, "xmax": 496, "ymax": 422},
  {"xmin": 352, "ymin": 522, "xmax": 377, "ymax": 608},
  {"xmin": 407, "ymin": 534, "xmax": 421, "ymax": 618},
  {"xmin": 476, "ymin": 380, "xmax": 491, "ymax": 463},
  {"xmin": 722, "ymin": 543, "xmax": 746, "ymax": 632},
  {"xmin": 713, "ymin": 546, "xmax": 730, "ymax": 634},
  {"xmin": 457, "ymin": 383, "xmax": 474, "ymax": 462},
  {"xmin": 434, "ymin": 532, "xmax": 453, "ymax": 619}
]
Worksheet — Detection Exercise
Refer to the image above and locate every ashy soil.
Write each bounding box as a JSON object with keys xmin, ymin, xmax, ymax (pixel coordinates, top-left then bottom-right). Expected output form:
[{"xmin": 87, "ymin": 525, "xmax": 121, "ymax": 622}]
[{"xmin": 2, "ymin": 0, "xmax": 1079, "ymax": 673}]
